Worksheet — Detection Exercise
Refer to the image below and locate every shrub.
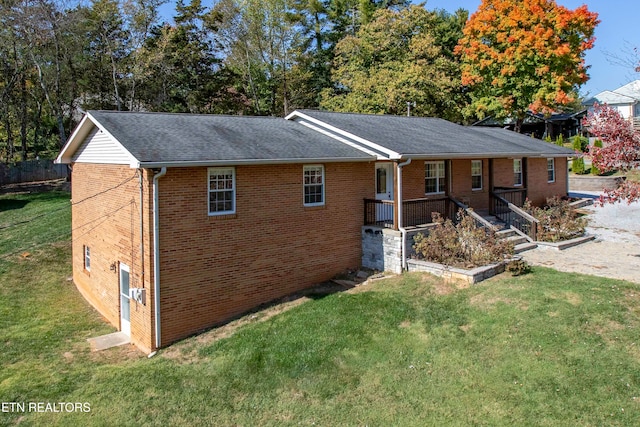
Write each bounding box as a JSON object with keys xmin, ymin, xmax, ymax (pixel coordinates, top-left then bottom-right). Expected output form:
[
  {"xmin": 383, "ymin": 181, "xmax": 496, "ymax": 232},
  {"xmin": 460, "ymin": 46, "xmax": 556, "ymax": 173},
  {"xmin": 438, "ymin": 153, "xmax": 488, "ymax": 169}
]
[
  {"xmin": 412, "ymin": 210, "xmax": 514, "ymax": 268},
  {"xmin": 505, "ymin": 258, "xmax": 531, "ymax": 276},
  {"xmin": 572, "ymin": 157, "xmax": 585, "ymax": 174},
  {"xmin": 522, "ymin": 197, "xmax": 587, "ymax": 242},
  {"xmin": 555, "ymin": 134, "xmax": 564, "ymax": 146},
  {"xmin": 572, "ymin": 135, "xmax": 588, "ymax": 152},
  {"xmin": 571, "ymin": 136, "xmax": 587, "ymax": 174}
]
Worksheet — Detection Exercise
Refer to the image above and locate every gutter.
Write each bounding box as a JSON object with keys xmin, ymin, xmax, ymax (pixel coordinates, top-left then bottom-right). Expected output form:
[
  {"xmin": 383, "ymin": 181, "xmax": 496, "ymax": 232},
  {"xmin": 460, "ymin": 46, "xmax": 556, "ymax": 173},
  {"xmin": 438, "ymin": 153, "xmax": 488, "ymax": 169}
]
[
  {"xmin": 396, "ymin": 158, "xmax": 412, "ymax": 271},
  {"xmin": 152, "ymin": 167, "xmax": 167, "ymax": 350}
]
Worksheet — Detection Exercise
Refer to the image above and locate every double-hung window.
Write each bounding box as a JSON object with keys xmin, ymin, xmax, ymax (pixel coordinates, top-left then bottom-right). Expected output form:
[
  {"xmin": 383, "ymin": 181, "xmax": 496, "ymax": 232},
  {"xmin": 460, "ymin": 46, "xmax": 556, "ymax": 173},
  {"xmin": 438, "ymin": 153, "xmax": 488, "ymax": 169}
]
[
  {"xmin": 547, "ymin": 158, "xmax": 555, "ymax": 183},
  {"xmin": 208, "ymin": 167, "xmax": 235, "ymax": 215},
  {"xmin": 425, "ymin": 161, "xmax": 445, "ymax": 194},
  {"xmin": 513, "ymin": 159, "xmax": 523, "ymax": 186},
  {"xmin": 471, "ymin": 160, "xmax": 483, "ymax": 190},
  {"xmin": 304, "ymin": 165, "xmax": 324, "ymax": 206}
]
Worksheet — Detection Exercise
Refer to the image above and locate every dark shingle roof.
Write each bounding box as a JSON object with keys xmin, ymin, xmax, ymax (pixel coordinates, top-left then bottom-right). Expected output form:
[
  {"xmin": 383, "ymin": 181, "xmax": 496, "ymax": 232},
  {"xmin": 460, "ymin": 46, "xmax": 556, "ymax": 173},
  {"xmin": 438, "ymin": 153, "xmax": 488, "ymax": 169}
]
[
  {"xmin": 89, "ymin": 110, "xmax": 374, "ymax": 165},
  {"xmin": 295, "ymin": 110, "xmax": 575, "ymax": 158}
]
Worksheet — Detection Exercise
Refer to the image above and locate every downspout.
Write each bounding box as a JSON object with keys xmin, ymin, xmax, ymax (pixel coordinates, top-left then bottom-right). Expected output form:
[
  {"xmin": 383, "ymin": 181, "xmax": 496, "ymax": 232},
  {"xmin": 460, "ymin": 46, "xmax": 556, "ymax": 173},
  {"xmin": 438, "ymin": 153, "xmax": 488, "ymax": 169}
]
[
  {"xmin": 396, "ymin": 158, "xmax": 412, "ymax": 271},
  {"xmin": 138, "ymin": 169, "xmax": 145, "ymax": 289},
  {"xmin": 152, "ymin": 167, "xmax": 166, "ymax": 351}
]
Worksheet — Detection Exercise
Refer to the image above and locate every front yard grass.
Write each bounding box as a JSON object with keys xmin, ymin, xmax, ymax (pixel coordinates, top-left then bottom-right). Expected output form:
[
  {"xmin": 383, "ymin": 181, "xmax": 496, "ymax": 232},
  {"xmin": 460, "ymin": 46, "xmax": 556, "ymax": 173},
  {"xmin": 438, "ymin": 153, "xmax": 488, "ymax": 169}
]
[{"xmin": 2, "ymin": 191, "xmax": 640, "ymax": 426}]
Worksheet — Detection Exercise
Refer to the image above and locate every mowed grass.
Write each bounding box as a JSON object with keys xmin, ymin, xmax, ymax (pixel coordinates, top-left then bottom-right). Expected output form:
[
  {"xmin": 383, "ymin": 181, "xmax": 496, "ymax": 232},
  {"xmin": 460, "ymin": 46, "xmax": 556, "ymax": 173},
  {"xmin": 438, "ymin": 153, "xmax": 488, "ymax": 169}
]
[{"xmin": 2, "ymin": 191, "xmax": 640, "ymax": 426}]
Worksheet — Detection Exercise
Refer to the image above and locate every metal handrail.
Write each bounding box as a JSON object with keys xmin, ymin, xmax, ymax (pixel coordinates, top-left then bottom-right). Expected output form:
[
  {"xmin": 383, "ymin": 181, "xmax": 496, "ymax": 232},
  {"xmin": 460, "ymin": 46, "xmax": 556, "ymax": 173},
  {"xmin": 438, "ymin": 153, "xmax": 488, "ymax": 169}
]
[
  {"xmin": 491, "ymin": 192, "xmax": 539, "ymax": 241},
  {"xmin": 449, "ymin": 197, "xmax": 498, "ymax": 231}
]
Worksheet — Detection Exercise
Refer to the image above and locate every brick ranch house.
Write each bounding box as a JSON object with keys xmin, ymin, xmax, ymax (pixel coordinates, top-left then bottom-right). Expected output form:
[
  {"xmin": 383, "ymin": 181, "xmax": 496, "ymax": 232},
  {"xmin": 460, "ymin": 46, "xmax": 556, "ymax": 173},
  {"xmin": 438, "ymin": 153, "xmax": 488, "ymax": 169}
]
[{"xmin": 55, "ymin": 109, "xmax": 574, "ymax": 353}]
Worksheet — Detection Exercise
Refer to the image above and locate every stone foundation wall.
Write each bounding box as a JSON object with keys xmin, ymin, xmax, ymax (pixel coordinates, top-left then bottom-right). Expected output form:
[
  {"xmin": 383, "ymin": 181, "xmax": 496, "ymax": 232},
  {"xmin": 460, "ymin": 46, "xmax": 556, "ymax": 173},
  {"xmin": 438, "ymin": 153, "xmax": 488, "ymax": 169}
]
[{"xmin": 362, "ymin": 226, "xmax": 435, "ymax": 274}]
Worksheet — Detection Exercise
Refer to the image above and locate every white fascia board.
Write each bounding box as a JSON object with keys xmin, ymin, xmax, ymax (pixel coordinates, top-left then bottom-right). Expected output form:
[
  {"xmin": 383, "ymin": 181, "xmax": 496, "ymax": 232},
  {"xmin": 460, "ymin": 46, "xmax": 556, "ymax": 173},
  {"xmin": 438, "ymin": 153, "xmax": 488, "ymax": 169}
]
[{"xmin": 287, "ymin": 111, "xmax": 402, "ymax": 160}]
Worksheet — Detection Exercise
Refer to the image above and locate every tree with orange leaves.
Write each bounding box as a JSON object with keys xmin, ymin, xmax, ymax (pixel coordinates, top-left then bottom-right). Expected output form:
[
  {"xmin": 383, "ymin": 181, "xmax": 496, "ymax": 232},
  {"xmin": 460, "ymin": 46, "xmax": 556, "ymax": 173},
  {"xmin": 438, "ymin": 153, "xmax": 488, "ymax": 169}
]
[{"xmin": 455, "ymin": 0, "xmax": 599, "ymax": 133}]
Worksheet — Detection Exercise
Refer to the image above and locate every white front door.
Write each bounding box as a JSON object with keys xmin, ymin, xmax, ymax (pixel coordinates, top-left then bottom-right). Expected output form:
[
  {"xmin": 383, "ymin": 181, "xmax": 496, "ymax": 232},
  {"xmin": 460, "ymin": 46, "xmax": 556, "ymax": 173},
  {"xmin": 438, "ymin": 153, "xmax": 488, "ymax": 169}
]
[
  {"xmin": 375, "ymin": 163, "xmax": 394, "ymax": 223},
  {"xmin": 119, "ymin": 263, "xmax": 131, "ymax": 336}
]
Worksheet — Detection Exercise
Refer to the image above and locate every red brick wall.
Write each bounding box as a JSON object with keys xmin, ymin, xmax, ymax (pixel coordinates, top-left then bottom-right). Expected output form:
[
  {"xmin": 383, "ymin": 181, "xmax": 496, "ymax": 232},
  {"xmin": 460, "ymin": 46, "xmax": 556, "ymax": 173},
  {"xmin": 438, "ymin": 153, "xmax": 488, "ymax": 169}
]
[
  {"xmin": 449, "ymin": 159, "xmax": 490, "ymax": 210},
  {"xmin": 526, "ymin": 157, "xmax": 568, "ymax": 205},
  {"xmin": 492, "ymin": 158, "xmax": 518, "ymax": 189},
  {"xmin": 156, "ymin": 162, "xmax": 373, "ymax": 346},
  {"xmin": 71, "ymin": 163, "xmax": 155, "ymax": 353}
]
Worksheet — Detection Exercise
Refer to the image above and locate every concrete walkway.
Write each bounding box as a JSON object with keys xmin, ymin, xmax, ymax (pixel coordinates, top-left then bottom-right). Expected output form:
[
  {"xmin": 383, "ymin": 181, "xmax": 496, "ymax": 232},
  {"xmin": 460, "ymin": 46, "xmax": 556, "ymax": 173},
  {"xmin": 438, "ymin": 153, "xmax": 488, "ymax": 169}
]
[
  {"xmin": 87, "ymin": 331, "xmax": 130, "ymax": 351},
  {"xmin": 521, "ymin": 192, "xmax": 640, "ymax": 284}
]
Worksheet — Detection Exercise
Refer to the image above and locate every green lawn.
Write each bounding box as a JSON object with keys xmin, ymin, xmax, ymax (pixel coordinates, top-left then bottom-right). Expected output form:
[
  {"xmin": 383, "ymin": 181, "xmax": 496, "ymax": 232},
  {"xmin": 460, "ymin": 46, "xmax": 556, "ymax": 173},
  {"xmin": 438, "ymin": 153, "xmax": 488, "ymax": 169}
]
[{"xmin": 1, "ymin": 191, "xmax": 640, "ymax": 426}]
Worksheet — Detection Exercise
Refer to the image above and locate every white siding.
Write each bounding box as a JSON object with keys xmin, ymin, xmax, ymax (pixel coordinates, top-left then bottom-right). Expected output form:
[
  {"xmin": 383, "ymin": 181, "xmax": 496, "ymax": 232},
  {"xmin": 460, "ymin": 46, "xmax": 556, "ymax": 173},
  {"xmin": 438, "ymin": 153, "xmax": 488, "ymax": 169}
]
[{"xmin": 72, "ymin": 127, "xmax": 133, "ymax": 164}]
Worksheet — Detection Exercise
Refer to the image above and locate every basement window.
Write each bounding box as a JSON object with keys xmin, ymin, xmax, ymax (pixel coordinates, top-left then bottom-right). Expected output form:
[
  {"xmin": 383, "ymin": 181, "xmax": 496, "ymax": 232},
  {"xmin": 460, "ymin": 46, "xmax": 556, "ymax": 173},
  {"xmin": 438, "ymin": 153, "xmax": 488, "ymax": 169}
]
[{"xmin": 84, "ymin": 245, "xmax": 91, "ymax": 271}]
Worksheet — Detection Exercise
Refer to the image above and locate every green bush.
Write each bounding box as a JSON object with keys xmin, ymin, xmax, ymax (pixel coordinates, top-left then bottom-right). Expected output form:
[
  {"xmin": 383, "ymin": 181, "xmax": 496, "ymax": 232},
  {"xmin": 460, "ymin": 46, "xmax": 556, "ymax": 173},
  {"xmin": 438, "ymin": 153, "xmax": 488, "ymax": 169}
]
[
  {"xmin": 572, "ymin": 135, "xmax": 588, "ymax": 152},
  {"xmin": 412, "ymin": 210, "xmax": 514, "ymax": 268},
  {"xmin": 522, "ymin": 197, "xmax": 587, "ymax": 242},
  {"xmin": 571, "ymin": 136, "xmax": 587, "ymax": 174},
  {"xmin": 555, "ymin": 134, "xmax": 564, "ymax": 146}
]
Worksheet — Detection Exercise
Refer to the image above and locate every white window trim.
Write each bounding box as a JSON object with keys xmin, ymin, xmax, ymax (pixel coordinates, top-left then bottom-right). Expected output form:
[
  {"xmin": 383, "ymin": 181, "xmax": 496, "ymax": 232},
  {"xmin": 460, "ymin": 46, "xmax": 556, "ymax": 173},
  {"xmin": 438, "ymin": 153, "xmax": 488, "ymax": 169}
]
[
  {"xmin": 514, "ymin": 159, "xmax": 523, "ymax": 187},
  {"xmin": 471, "ymin": 160, "xmax": 483, "ymax": 191},
  {"xmin": 303, "ymin": 164, "xmax": 325, "ymax": 207},
  {"xmin": 84, "ymin": 245, "xmax": 91, "ymax": 271},
  {"xmin": 208, "ymin": 167, "xmax": 236, "ymax": 216},
  {"xmin": 425, "ymin": 161, "xmax": 446, "ymax": 195},
  {"xmin": 547, "ymin": 158, "xmax": 555, "ymax": 183}
]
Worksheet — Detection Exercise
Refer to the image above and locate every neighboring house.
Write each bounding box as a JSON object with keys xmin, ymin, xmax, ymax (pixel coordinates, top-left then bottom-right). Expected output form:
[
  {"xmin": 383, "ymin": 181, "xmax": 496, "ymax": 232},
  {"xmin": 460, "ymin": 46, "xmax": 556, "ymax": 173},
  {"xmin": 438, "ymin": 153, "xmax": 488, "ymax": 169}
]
[
  {"xmin": 56, "ymin": 110, "xmax": 574, "ymax": 353},
  {"xmin": 472, "ymin": 110, "xmax": 587, "ymax": 140},
  {"xmin": 583, "ymin": 80, "xmax": 640, "ymax": 129}
]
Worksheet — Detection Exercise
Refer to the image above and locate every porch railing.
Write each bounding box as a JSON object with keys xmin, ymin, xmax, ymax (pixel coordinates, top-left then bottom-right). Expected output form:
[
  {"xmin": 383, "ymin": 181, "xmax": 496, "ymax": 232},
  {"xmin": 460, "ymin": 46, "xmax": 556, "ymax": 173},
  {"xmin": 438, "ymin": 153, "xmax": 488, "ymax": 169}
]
[
  {"xmin": 450, "ymin": 197, "xmax": 498, "ymax": 231},
  {"xmin": 491, "ymin": 192, "xmax": 539, "ymax": 240},
  {"xmin": 364, "ymin": 197, "xmax": 455, "ymax": 229},
  {"xmin": 493, "ymin": 187, "xmax": 527, "ymax": 207},
  {"xmin": 363, "ymin": 199, "xmax": 395, "ymax": 228},
  {"xmin": 403, "ymin": 197, "xmax": 454, "ymax": 226}
]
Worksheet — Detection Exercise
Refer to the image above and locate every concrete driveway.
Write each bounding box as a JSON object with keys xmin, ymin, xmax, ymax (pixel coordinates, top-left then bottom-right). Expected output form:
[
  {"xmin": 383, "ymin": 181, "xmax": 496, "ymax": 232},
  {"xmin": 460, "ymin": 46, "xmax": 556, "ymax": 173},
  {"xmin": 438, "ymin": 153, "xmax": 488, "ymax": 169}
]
[{"xmin": 521, "ymin": 192, "xmax": 640, "ymax": 284}]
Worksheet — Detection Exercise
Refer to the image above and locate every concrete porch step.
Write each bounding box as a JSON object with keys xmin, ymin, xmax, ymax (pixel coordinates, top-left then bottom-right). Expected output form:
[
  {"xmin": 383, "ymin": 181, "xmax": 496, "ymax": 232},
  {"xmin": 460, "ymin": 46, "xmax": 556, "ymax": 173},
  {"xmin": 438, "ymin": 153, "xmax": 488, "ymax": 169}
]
[
  {"xmin": 514, "ymin": 241, "xmax": 538, "ymax": 253},
  {"xmin": 497, "ymin": 227, "xmax": 537, "ymax": 253}
]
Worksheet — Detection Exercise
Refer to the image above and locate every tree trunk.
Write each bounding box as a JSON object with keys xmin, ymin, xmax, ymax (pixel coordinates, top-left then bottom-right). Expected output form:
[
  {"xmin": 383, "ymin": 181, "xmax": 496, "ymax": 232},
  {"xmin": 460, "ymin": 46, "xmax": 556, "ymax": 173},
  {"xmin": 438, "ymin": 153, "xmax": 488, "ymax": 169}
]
[
  {"xmin": 514, "ymin": 116, "xmax": 525, "ymax": 134},
  {"xmin": 20, "ymin": 74, "xmax": 28, "ymax": 161}
]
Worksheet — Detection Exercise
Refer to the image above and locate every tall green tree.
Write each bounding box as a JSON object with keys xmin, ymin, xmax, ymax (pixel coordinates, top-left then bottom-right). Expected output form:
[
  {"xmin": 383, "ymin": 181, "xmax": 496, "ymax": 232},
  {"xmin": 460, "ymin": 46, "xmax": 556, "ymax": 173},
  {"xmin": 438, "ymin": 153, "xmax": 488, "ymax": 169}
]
[
  {"xmin": 455, "ymin": 0, "xmax": 599, "ymax": 132},
  {"xmin": 79, "ymin": 0, "xmax": 130, "ymax": 111},
  {"xmin": 321, "ymin": 5, "xmax": 465, "ymax": 121}
]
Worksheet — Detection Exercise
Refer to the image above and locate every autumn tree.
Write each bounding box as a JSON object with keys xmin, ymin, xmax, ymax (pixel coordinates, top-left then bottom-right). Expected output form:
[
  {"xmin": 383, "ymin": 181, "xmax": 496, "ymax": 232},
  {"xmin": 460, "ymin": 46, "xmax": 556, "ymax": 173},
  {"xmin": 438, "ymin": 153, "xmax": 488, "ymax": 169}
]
[
  {"xmin": 455, "ymin": 0, "xmax": 599, "ymax": 132},
  {"xmin": 582, "ymin": 103, "xmax": 640, "ymax": 204},
  {"xmin": 321, "ymin": 5, "xmax": 466, "ymax": 121}
]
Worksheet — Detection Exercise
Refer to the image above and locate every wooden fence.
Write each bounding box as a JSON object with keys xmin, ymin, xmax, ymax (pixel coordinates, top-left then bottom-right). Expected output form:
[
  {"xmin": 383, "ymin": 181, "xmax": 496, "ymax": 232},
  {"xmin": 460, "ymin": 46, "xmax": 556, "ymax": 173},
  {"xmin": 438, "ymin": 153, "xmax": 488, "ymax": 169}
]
[{"xmin": 0, "ymin": 160, "xmax": 68, "ymax": 186}]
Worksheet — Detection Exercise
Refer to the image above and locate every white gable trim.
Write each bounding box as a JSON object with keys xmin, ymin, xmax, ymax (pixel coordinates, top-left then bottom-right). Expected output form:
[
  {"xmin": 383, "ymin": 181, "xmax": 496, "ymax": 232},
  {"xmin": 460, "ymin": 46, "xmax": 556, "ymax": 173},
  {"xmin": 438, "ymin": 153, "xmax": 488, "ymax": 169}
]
[
  {"xmin": 55, "ymin": 112, "xmax": 139, "ymax": 167},
  {"xmin": 286, "ymin": 111, "xmax": 402, "ymax": 160}
]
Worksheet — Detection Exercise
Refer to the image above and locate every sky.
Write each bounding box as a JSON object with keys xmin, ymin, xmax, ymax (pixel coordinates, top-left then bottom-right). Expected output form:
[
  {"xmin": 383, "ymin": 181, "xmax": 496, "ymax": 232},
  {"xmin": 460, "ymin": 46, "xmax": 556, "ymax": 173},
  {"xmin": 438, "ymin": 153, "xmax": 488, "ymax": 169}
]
[
  {"xmin": 424, "ymin": 0, "xmax": 640, "ymax": 97},
  {"xmin": 159, "ymin": 0, "xmax": 639, "ymax": 98}
]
